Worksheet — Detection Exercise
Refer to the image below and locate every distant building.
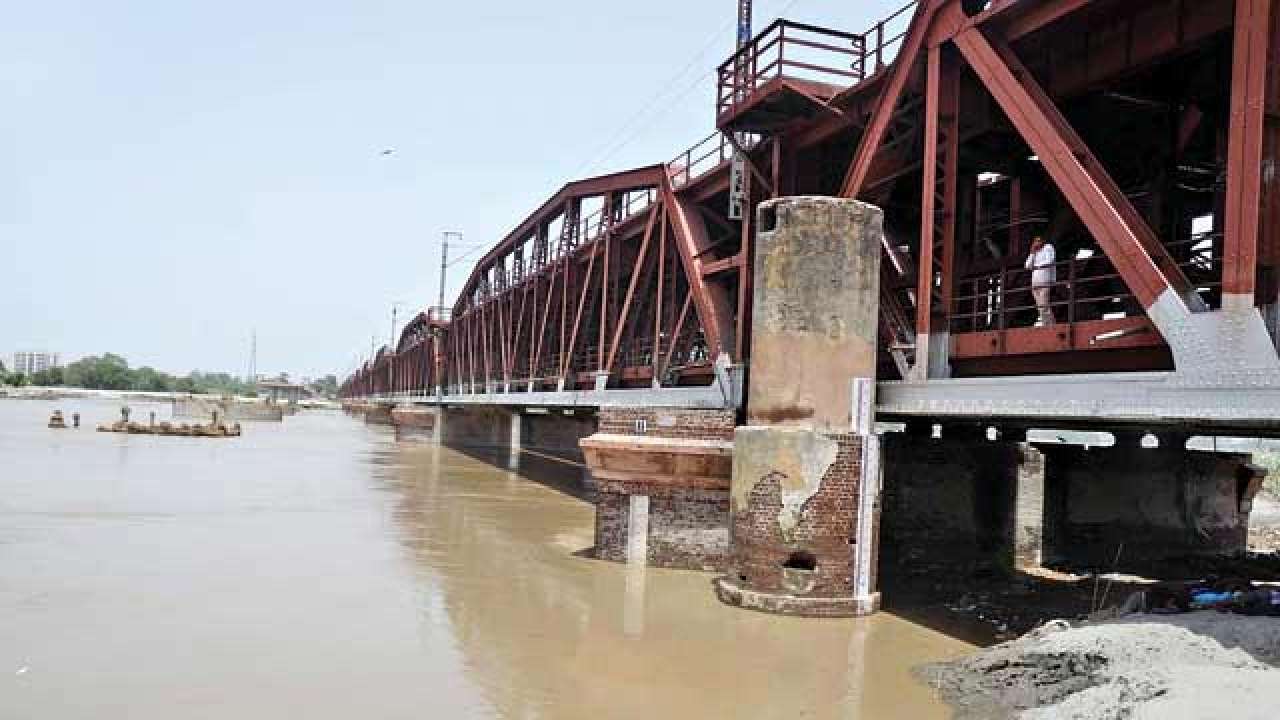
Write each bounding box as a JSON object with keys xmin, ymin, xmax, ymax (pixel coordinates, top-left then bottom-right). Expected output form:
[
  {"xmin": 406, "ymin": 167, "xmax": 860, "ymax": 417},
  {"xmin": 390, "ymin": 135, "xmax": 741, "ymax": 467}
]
[
  {"xmin": 257, "ymin": 380, "xmax": 310, "ymax": 404},
  {"xmin": 13, "ymin": 351, "xmax": 60, "ymax": 376}
]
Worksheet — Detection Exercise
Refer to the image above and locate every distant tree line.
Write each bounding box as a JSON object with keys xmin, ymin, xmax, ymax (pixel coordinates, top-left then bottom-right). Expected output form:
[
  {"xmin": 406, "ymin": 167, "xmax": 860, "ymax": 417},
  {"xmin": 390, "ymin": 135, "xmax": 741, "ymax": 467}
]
[
  {"xmin": 1, "ymin": 353, "xmax": 342, "ymax": 398},
  {"xmin": 1, "ymin": 353, "xmax": 257, "ymax": 396}
]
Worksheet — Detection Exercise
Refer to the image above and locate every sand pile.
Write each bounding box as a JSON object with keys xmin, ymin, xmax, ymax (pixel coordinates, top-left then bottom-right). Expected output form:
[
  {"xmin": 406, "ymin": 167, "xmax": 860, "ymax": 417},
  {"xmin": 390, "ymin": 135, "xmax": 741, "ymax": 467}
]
[{"xmin": 923, "ymin": 613, "xmax": 1280, "ymax": 719}]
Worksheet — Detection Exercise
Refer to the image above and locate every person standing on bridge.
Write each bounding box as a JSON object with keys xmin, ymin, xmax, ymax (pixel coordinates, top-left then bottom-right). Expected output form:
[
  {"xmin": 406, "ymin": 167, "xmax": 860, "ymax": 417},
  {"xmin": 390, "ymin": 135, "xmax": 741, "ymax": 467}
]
[{"xmin": 1025, "ymin": 236, "xmax": 1057, "ymax": 326}]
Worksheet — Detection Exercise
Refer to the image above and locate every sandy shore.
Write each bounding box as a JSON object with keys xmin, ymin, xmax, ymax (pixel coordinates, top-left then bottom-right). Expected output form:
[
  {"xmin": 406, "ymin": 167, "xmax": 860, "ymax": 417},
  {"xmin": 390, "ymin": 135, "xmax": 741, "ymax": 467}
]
[{"xmin": 924, "ymin": 613, "xmax": 1280, "ymax": 719}]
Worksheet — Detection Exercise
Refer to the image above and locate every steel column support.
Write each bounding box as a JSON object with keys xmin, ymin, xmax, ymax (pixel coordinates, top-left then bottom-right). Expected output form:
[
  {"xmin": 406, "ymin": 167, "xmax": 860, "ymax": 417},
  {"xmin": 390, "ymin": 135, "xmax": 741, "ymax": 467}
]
[
  {"xmin": 597, "ymin": 194, "xmax": 615, "ymax": 377},
  {"xmin": 653, "ymin": 211, "xmax": 667, "ymax": 385},
  {"xmin": 1224, "ymin": 0, "xmax": 1273, "ymax": 303},
  {"xmin": 911, "ymin": 44, "xmax": 960, "ymax": 380}
]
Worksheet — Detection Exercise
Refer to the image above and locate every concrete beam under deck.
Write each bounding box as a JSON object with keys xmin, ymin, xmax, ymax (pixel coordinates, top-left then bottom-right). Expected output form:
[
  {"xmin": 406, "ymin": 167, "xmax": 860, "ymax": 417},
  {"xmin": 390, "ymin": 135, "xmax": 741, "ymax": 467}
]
[
  {"xmin": 362, "ymin": 382, "xmax": 736, "ymax": 411},
  {"xmin": 361, "ymin": 370, "xmax": 1280, "ymax": 435},
  {"xmin": 878, "ymin": 372, "xmax": 1280, "ymax": 435}
]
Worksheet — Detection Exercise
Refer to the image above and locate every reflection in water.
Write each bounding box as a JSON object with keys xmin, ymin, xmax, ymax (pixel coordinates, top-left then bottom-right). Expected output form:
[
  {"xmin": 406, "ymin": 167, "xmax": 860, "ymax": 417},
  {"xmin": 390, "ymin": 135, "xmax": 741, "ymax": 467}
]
[
  {"xmin": 1, "ymin": 399, "xmax": 971, "ymax": 719},
  {"xmin": 623, "ymin": 564, "xmax": 646, "ymax": 638},
  {"xmin": 377, "ymin": 442, "xmax": 973, "ymax": 719}
]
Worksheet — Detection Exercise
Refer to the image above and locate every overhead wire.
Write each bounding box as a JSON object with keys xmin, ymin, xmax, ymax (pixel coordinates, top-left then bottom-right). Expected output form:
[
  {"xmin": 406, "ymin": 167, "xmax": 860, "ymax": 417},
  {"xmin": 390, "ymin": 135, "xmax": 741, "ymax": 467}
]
[
  {"xmin": 580, "ymin": 0, "xmax": 804, "ymax": 175},
  {"xmin": 572, "ymin": 11, "xmax": 740, "ymax": 176}
]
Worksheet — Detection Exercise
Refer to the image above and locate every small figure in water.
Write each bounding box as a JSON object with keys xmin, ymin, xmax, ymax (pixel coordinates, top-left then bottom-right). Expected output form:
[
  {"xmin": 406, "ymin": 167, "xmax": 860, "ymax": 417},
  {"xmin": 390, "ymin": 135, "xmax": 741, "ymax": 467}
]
[
  {"xmin": 48, "ymin": 410, "xmax": 67, "ymax": 429},
  {"xmin": 72, "ymin": 412, "xmax": 80, "ymax": 428}
]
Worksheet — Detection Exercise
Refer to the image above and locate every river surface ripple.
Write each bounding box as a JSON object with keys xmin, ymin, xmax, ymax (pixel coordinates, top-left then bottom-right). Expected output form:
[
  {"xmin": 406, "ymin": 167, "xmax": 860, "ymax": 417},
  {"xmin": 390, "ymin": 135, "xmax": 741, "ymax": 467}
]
[{"xmin": 0, "ymin": 398, "xmax": 971, "ymax": 718}]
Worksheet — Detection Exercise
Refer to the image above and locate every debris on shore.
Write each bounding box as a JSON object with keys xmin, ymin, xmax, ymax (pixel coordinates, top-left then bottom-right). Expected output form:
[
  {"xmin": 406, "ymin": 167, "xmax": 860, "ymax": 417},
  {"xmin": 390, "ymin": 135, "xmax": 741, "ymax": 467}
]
[
  {"xmin": 94, "ymin": 406, "xmax": 241, "ymax": 437},
  {"xmin": 96, "ymin": 419, "xmax": 241, "ymax": 437},
  {"xmin": 923, "ymin": 611, "xmax": 1280, "ymax": 719}
]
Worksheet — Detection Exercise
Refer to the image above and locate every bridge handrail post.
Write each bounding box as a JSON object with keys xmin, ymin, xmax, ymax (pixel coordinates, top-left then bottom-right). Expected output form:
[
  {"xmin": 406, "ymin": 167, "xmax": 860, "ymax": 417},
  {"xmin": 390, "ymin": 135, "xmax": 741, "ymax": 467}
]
[{"xmin": 998, "ymin": 267, "xmax": 1008, "ymax": 331}]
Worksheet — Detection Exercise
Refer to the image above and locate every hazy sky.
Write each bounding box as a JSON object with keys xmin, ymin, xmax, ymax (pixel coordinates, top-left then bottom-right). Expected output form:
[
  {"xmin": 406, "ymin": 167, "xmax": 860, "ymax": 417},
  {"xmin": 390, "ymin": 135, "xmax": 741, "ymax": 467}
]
[{"xmin": 1, "ymin": 0, "xmax": 889, "ymax": 379}]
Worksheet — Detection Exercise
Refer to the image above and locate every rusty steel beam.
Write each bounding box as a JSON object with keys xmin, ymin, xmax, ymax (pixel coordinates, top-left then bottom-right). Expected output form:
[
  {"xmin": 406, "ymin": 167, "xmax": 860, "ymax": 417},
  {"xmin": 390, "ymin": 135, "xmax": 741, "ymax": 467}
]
[
  {"xmin": 660, "ymin": 176, "xmax": 737, "ymax": 361},
  {"xmin": 562, "ymin": 247, "xmax": 598, "ymax": 383},
  {"xmin": 915, "ymin": 44, "xmax": 941, "ymax": 352},
  {"xmin": 951, "ymin": 21, "xmax": 1203, "ymax": 318},
  {"xmin": 456, "ymin": 165, "xmax": 664, "ymax": 313},
  {"xmin": 533, "ymin": 264, "xmax": 558, "ymax": 383},
  {"xmin": 496, "ymin": 292, "xmax": 510, "ymax": 386},
  {"xmin": 936, "ymin": 52, "xmax": 959, "ymax": 339},
  {"xmin": 607, "ymin": 202, "xmax": 660, "ymax": 373},
  {"xmin": 839, "ymin": 0, "xmax": 936, "ymax": 199},
  {"xmin": 913, "ymin": 43, "xmax": 960, "ymax": 379},
  {"xmin": 653, "ymin": 214, "xmax": 667, "ymax": 381},
  {"xmin": 957, "ymin": 0, "xmax": 1098, "ymax": 43},
  {"xmin": 1224, "ymin": 0, "xmax": 1273, "ymax": 302},
  {"xmin": 661, "ymin": 293, "xmax": 695, "ymax": 379}
]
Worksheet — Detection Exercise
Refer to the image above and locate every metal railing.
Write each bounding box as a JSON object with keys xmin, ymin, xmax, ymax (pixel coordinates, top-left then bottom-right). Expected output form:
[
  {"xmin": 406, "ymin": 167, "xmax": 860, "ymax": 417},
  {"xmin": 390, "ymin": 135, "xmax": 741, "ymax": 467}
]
[
  {"xmin": 576, "ymin": 188, "xmax": 657, "ymax": 245},
  {"xmin": 715, "ymin": 4, "xmax": 919, "ymax": 118},
  {"xmin": 950, "ymin": 233, "xmax": 1222, "ymax": 334},
  {"xmin": 667, "ymin": 131, "xmax": 761, "ymax": 189}
]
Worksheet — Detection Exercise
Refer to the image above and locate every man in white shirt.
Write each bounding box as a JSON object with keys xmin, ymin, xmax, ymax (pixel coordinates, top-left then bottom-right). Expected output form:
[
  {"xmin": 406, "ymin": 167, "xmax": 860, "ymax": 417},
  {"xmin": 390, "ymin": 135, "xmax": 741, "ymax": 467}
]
[{"xmin": 1025, "ymin": 236, "xmax": 1057, "ymax": 326}]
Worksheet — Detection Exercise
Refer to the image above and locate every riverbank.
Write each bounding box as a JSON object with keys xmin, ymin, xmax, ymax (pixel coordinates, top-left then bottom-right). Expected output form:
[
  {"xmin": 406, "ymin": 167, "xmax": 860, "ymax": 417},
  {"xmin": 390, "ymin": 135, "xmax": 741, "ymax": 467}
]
[
  {"xmin": 0, "ymin": 385, "xmax": 339, "ymax": 409},
  {"xmin": 925, "ymin": 612, "xmax": 1280, "ymax": 719},
  {"xmin": 878, "ymin": 488, "xmax": 1280, "ymax": 645}
]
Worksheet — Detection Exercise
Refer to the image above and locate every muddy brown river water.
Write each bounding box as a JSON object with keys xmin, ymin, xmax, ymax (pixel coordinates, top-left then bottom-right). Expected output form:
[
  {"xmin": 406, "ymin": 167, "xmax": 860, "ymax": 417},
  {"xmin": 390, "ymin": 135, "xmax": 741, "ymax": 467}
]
[{"xmin": 1, "ymin": 398, "xmax": 972, "ymax": 718}]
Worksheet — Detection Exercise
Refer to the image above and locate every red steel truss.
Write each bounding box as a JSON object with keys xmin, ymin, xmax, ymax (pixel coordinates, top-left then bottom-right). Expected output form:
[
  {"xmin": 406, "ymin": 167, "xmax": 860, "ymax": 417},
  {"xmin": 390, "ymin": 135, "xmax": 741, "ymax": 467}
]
[{"xmin": 343, "ymin": 0, "xmax": 1278, "ymax": 400}]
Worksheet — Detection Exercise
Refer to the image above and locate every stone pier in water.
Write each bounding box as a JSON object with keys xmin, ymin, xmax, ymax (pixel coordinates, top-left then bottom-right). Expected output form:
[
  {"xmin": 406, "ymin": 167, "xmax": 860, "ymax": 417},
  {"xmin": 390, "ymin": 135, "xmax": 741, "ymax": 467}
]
[{"xmin": 713, "ymin": 196, "xmax": 885, "ymax": 617}]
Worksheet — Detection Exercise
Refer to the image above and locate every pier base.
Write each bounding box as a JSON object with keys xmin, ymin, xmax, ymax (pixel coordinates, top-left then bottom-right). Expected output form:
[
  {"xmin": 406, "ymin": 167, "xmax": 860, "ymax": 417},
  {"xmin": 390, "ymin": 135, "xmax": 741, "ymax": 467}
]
[
  {"xmin": 714, "ymin": 427, "xmax": 880, "ymax": 616},
  {"xmin": 582, "ymin": 408, "xmax": 735, "ymax": 571}
]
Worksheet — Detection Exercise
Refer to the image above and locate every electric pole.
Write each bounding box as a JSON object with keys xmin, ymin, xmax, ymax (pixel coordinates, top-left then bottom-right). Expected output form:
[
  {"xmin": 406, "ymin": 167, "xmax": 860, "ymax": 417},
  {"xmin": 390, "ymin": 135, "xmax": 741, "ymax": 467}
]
[
  {"xmin": 440, "ymin": 231, "xmax": 464, "ymax": 315},
  {"xmin": 248, "ymin": 329, "xmax": 257, "ymax": 384},
  {"xmin": 729, "ymin": 0, "xmax": 752, "ymax": 219},
  {"xmin": 390, "ymin": 304, "xmax": 399, "ymax": 349}
]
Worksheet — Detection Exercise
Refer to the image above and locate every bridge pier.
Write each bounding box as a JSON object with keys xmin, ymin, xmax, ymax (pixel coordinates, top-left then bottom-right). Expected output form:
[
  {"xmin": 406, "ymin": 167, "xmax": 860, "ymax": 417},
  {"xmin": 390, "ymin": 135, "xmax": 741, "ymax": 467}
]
[
  {"xmin": 714, "ymin": 196, "xmax": 885, "ymax": 617},
  {"xmin": 881, "ymin": 432, "xmax": 1045, "ymax": 576},
  {"xmin": 581, "ymin": 408, "xmax": 735, "ymax": 571},
  {"xmin": 1040, "ymin": 443, "xmax": 1264, "ymax": 572},
  {"xmin": 363, "ymin": 403, "xmax": 394, "ymax": 425},
  {"xmin": 879, "ymin": 428, "xmax": 1267, "ymax": 582},
  {"xmin": 507, "ymin": 411, "xmax": 521, "ymax": 469},
  {"xmin": 390, "ymin": 406, "xmax": 441, "ymax": 442}
]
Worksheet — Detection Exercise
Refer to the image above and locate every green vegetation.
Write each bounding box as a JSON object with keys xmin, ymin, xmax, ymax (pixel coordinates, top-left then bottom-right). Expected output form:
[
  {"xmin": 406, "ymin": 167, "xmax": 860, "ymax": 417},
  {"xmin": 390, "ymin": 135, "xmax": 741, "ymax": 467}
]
[
  {"xmin": 2, "ymin": 354, "xmax": 340, "ymax": 398},
  {"xmin": 3, "ymin": 353, "xmax": 257, "ymax": 396}
]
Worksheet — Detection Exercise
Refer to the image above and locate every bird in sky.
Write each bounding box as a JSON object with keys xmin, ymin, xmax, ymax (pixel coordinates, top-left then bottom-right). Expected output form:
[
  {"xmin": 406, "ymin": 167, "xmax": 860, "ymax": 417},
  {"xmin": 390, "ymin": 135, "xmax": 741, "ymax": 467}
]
[{"xmin": 380, "ymin": 149, "xmax": 395, "ymax": 156}]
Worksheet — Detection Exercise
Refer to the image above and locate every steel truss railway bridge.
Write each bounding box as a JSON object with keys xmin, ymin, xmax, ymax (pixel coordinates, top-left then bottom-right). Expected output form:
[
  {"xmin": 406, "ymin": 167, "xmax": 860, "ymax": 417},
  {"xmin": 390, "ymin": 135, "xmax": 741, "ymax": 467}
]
[{"xmin": 343, "ymin": 0, "xmax": 1280, "ymax": 436}]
